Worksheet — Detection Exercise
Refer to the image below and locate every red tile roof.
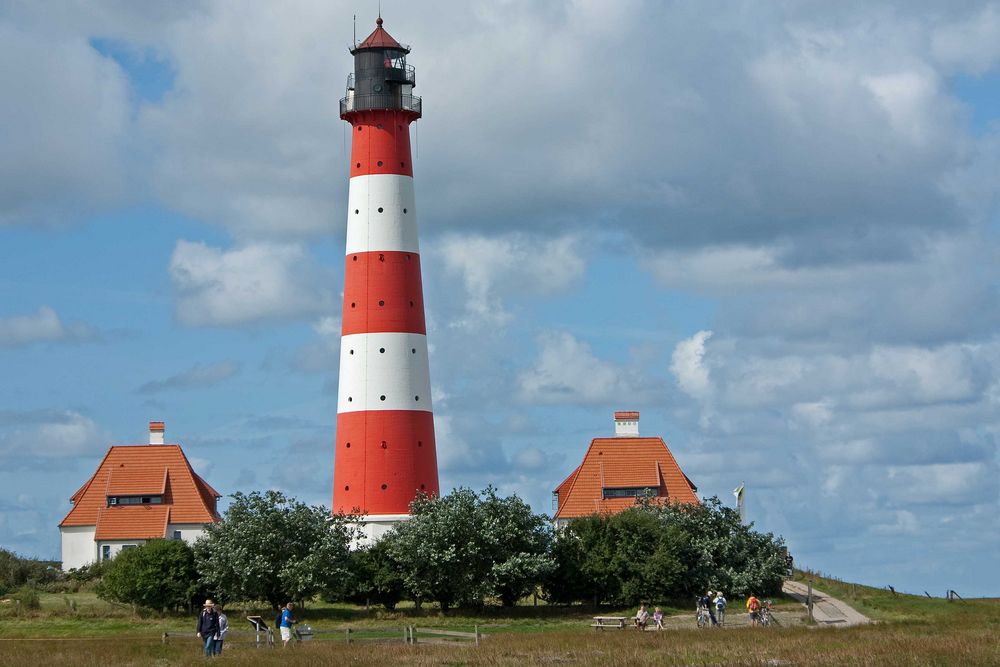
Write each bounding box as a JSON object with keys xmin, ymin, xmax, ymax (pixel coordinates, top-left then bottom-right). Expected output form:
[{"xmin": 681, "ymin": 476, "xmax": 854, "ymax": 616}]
[
  {"xmin": 60, "ymin": 445, "xmax": 220, "ymax": 538},
  {"xmin": 355, "ymin": 17, "xmax": 404, "ymax": 51},
  {"xmin": 614, "ymin": 411, "xmax": 640, "ymax": 420},
  {"xmin": 95, "ymin": 505, "xmax": 171, "ymax": 540},
  {"xmin": 553, "ymin": 437, "xmax": 699, "ymax": 520}
]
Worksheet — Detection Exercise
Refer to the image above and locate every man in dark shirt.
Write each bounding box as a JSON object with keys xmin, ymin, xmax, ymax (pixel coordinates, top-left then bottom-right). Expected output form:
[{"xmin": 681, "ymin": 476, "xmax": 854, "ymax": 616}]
[
  {"xmin": 698, "ymin": 591, "xmax": 718, "ymax": 626},
  {"xmin": 196, "ymin": 599, "xmax": 220, "ymax": 657}
]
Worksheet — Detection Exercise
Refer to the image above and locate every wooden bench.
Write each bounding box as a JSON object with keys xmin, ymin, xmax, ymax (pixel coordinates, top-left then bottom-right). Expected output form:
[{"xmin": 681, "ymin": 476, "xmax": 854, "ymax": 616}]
[{"xmin": 591, "ymin": 616, "xmax": 627, "ymax": 630}]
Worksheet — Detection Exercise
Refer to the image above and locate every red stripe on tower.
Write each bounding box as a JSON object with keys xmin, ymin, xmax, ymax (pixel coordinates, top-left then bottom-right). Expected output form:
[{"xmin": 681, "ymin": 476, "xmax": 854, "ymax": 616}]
[{"xmin": 333, "ymin": 17, "xmax": 439, "ymax": 541}]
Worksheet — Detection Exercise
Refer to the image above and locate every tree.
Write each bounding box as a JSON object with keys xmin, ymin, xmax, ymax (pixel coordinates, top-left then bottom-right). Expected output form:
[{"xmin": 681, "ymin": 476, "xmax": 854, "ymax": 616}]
[
  {"xmin": 193, "ymin": 491, "xmax": 355, "ymax": 609},
  {"xmin": 545, "ymin": 509, "xmax": 685, "ymax": 606},
  {"xmin": 644, "ymin": 496, "xmax": 787, "ymax": 598},
  {"xmin": 384, "ymin": 487, "xmax": 554, "ymax": 610},
  {"xmin": 98, "ymin": 539, "xmax": 198, "ymax": 611},
  {"xmin": 347, "ymin": 537, "xmax": 406, "ymax": 610}
]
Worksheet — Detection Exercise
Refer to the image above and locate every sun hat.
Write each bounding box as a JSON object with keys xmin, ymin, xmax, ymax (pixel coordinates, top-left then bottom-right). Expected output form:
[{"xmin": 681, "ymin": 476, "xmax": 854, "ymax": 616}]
[{"xmin": 203, "ymin": 599, "xmax": 215, "ymax": 607}]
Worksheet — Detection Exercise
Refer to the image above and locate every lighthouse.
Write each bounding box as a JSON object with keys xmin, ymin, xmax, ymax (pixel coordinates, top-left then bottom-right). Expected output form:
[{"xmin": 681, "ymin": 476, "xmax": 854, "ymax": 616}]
[{"xmin": 332, "ymin": 17, "xmax": 439, "ymax": 542}]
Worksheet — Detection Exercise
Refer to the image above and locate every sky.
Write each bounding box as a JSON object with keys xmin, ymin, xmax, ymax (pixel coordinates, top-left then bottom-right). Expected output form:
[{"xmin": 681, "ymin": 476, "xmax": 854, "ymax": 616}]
[{"xmin": 1, "ymin": 0, "xmax": 999, "ymax": 596}]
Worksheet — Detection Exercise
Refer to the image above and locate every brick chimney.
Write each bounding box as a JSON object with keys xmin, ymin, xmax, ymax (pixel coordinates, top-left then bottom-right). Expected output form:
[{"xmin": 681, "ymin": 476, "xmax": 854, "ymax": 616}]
[
  {"xmin": 614, "ymin": 411, "xmax": 639, "ymax": 437},
  {"xmin": 149, "ymin": 421, "xmax": 165, "ymax": 445}
]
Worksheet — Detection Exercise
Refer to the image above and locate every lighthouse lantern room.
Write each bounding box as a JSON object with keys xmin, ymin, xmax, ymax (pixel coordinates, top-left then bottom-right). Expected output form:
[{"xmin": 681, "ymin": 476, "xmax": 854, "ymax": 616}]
[{"xmin": 333, "ymin": 17, "xmax": 439, "ymax": 543}]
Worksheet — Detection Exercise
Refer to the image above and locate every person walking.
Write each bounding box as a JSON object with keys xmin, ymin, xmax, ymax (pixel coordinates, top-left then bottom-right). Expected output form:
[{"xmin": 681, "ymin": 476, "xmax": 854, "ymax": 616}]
[
  {"xmin": 196, "ymin": 599, "xmax": 220, "ymax": 657},
  {"xmin": 213, "ymin": 604, "xmax": 229, "ymax": 655},
  {"xmin": 714, "ymin": 592, "xmax": 727, "ymax": 626},
  {"xmin": 279, "ymin": 602, "xmax": 297, "ymax": 647}
]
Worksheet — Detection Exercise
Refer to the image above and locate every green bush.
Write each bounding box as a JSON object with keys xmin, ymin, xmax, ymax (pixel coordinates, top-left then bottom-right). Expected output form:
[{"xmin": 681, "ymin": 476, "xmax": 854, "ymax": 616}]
[
  {"xmin": 10, "ymin": 585, "xmax": 41, "ymax": 610},
  {"xmin": 98, "ymin": 540, "xmax": 198, "ymax": 611},
  {"xmin": 0, "ymin": 548, "xmax": 58, "ymax": 595}
]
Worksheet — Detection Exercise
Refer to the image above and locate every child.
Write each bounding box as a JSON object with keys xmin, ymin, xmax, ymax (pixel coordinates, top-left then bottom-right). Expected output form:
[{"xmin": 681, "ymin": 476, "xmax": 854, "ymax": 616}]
[{"xmin": 652, "ymin": 606, "xmax": 664, "ymax": 630}]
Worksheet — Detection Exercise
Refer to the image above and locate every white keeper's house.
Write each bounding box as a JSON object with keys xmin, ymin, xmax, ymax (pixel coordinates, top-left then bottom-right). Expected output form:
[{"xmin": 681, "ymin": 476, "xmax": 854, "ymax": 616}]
[{"xmin": 58, "ymin": 421, "xmax": 221, "ymax": 570}]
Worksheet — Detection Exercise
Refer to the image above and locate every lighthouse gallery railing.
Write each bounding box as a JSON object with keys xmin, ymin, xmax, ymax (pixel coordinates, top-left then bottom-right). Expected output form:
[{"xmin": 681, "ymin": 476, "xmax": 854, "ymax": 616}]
[{"xmin": 340, "ymin": 93, "xmax": 422, "ymax": 116}]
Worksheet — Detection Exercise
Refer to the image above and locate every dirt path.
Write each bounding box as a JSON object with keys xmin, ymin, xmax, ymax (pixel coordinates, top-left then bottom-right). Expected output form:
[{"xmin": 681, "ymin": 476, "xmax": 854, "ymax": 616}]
[{"xmin": 782, "ymin": 580, "xmax": 871, "ymax": 627}]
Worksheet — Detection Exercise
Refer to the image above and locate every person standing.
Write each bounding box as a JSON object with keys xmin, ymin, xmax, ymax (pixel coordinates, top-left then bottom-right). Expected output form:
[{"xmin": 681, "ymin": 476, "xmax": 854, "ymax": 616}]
[
  {"xmin": 746, "ymin": 593, "xmax": 761, "ymax": 627},
  {"xmin": 196, "ymin": 599, "xmax": 220, "ymax": 657},
  {"xmin": 714, "ymin": 592, "xmax": 727, "ymax": 626},
  {"xmin": 279, "ymin": 602, "xmax": 297, "ymax": 647},
  {"xmin": 698, "ymin": 591, "xmax": 717, "ymax": 626},
  {"xmin": 213, "ymin": 604, "xmax": 229, "ymax": 655}
]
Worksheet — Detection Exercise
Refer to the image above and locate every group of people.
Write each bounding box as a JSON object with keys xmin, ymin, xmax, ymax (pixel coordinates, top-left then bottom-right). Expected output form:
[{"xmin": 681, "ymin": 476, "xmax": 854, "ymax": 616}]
[
  {"xmin": 697, "ymin": 590, "xmax": 728, "ymax": 626},
  {"xmin": 196, "ymin": 599, "xmax": 298, "ymax": 655},
  {"xmin": 632, "ymin": 590, "xmax": 777, "ymax": 630},
  {"xmin": 195, "ymin": 600, "xmax": 229, "ymax": 657}
]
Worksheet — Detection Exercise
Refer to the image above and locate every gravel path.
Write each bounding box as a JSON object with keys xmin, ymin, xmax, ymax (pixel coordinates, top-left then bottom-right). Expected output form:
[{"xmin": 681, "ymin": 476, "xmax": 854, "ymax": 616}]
[{"xmin": 782, "ymin": 580, "xmax": 871, "ymax": 627}]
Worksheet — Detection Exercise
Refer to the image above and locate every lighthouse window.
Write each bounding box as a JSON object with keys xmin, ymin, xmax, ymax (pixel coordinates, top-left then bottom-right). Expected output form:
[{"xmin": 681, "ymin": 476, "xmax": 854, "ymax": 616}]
[
  {"xmin": 349, "ymin": 349, "xmax": 354, "ymax": 355},
  {"xmin": 379, "ymin": 347, "xmax": 385, "ymax": 353},
  {"xmin": 348, "ymin": 396, "xmax": 353, "ymax": 402},
  {"xmin": 356, "ymin": 162, "xmax": 361, "ymax": 168},
  {"xmin": 377, "ymin": 161, "xmax": 383, "ymax": 167},
  {"xmin": 378, "ymin": 207, "xmax": 384, "ymax": 213},
  {"xmin": 357, "ymin": 126, "xmax": 363, "ymax": 132},
  {"xmin": 351, "ymin": 302, "xmax": 356, "ymax": 308},
  {"xmin": 403, "ymin": 208, "xmax": 407, "ymax": 214},
  {"xmin": 409, "ymin": 300, "xmax": 414, "ymax": 307},
  {"xmin": 380, "ymin": 395, "xmax": 386, "ymax": 401},
  {"xmin": 379, "ymin": 300, "xmax": 385, "ymax": 306},
  {"xmin": 376, "ymin": 123, "xmax": 383, "ymax": 129},
  {"xmin": 345, "ymin": 442, "xmax": 351, "ymax": 448},
  {"xmin": 381, "ymin": 441, "xmax": 387, "ymax": 449},
  {"xmin": 344, "ymin": 485, "xmax": 349, "ymax": 491},
  {"xmin": 420, "ymin": 484, "xmax": 426, "ymax": 489},
  {"xmin": 418, "ymin": 440, "xmax": 423, "ymax": 447},
  {"xmin": 401, "ymin": 162, "xmax": 406, "ymax": 169},
  {"xmin": 415, "ymin": 395, "xmax": 419, "ymax": 401},
  {"xmin": 353, "ymin": 256, "xmax": 358, "ymax": 261},
  {"xmin": 381, "ymin": 484, "xmax": 388, "ymax": 490},
  {"xmin": 354, "ymin": 209, "xmax": 359, "ymax": 214},
  {"xmin": 411, "ymin": 348, "xmax": 416, "ymax": 353}
]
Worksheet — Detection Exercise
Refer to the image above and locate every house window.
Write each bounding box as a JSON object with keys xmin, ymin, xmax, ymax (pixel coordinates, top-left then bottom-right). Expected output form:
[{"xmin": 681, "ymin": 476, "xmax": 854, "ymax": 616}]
[
  {"xmin": 101, "ymin": 545, "xmax": 111, "ymax": 561},
  {"xmin": 173, "ymin": 530, "xmax": 182, "ymax": 540},
  {"xmin": 120, "ymin": 544, "xmax": 138, "ymax": 552},
  {"xmin": 602, "ymin": 486, "xmax": 657, "ymax": 499},
  {"xmin": 107, "ymin": 495, "xmax": 163, "ymax": 506}
]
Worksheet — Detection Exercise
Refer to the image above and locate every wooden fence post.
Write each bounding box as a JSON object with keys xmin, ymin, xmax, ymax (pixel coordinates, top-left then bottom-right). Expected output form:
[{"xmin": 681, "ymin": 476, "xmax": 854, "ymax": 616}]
[
  {"xmin": 806, "ymin": 583, "xmax": 813, "ymax": 621},
  {"xmin": 475, "ymin": 624, "xmax": 480, "ymax": 646},
  {"xmin": 346, "ymin": 627, "xmax": 351, "ymax": 644}
]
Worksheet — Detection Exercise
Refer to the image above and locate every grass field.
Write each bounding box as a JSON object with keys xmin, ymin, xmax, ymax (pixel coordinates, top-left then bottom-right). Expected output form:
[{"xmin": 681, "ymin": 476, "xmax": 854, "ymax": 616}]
[{"xmin": 1, "ymin": 582, "xmax": 998, "ymax": 665}]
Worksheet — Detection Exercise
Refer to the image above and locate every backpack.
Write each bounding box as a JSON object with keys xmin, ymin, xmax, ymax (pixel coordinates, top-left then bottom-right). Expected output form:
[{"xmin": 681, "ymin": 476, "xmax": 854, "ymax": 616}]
[
  {"xmin": 749, "ymin": 598, "xmax": 760, "ymax": 611},
  {"xmin": 275, "ymin": 610, "xmax": 284, "ymax": 629}
]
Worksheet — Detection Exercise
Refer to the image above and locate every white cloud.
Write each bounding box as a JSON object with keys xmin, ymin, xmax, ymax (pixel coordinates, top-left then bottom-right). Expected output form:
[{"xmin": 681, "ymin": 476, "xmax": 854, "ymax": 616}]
[
  {"xmin": 0, "ymin": 411, "xmax": 105, "ymax": 470},
  {"xmin": 137, "ymin": 360, "xmax": 242, "ymax": 394},
  {"xmin": 0, "ymin": 306, "xmax": 94, "ymax": 347},
  {"xmin": 0, "ymin": 23, "xmax": 131, "ymax": 226},
  {"xmin": 517, "ymin": 331, "xmax": 652, "ymax": 405},
  {"xmin": 169, "ymin": 240, "xmax": 334, "ymax": 327},
  {"xmin": 931, "ymin": 3, "xmax": 1000, "ymax": 75},
  {"xmin": 670, "ymin": 330, "xmax": 713, "ymax": 400},
  {"xmin": 434, "ymin": 233, "xmax": 586, "ymax": 330}
]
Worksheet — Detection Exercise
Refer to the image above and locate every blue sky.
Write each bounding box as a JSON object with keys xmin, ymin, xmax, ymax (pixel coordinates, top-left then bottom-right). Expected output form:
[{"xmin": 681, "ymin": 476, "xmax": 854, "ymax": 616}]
[{"xmin": 1, "ymin": 1, "xmax": 999, "ymax": 596}]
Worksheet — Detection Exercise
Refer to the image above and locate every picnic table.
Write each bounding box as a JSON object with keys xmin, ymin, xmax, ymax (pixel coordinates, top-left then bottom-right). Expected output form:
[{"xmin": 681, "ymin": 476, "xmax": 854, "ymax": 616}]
[{"xmin": 591, "ymin": 616, "xmax": 627, "ymax": 630}]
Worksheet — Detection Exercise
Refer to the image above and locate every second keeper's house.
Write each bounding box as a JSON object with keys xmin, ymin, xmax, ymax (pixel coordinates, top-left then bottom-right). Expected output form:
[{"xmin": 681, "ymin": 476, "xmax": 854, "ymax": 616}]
[
  {"xmin": 552, "ymin": 411, "xmax": 699, "ymax": 528},
  {"xmin": 59, "ymin": 421, "xmax": 221, "ymax": 570}
]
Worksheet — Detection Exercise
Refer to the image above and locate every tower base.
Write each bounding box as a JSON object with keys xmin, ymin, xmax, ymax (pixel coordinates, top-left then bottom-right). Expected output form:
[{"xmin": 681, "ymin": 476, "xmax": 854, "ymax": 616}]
[{"xmin": 350, "ymin": 513, "xmax": 411, "ymax": 548}]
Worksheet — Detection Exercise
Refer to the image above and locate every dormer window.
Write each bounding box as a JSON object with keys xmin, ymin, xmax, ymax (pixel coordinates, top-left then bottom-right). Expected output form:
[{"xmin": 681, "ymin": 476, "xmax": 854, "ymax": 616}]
[
  {"xmin": 107, "ymin": 495, "xmax": 163, "ymax": 506},
  {"xmin": 602, "ymin": 486, "xmax": 657, "ymax": 499}
]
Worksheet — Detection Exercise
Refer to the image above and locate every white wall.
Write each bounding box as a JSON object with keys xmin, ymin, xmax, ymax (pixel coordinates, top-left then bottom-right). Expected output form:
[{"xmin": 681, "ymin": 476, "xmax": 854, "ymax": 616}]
[
  {"xmin": 96, "ymin": 540, "xmax": 147, "ymax": 562},
  {"xmin": 167, "ymin": 524, "xmax": 207, "ymax": 546},
  {"xmin": 60, "ymin": 526, "xmax": 97, "ymax": 570},
  {"xmin": 351, "ymin": 514, "xmax": 410, "ymax": 549}
]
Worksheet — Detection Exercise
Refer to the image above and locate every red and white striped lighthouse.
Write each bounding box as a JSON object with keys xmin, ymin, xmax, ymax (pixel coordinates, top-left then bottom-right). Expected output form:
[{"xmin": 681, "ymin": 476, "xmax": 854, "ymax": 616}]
[{"xmin": 332, "ymin": 17, "xmax": 439, "ymax": 541}]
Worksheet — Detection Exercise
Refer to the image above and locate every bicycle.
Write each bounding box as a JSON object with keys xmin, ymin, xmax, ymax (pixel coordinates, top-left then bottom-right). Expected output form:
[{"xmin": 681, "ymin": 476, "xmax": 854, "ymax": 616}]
[
  {"xmin": 696, "ymin": 603, "xmax": 713, "ymax": 628},
  {"xmin": 758, "ymin": 601, "xmax": 772, "ymax": 627}
]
